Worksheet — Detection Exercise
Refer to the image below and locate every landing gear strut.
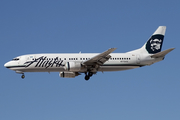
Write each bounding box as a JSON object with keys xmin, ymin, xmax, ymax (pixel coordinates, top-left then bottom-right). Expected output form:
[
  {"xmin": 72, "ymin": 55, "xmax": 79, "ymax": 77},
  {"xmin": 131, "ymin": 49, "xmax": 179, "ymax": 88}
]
[{"xmin": 84, "ymin": 72, "xmax": 93, "ymax": 81}]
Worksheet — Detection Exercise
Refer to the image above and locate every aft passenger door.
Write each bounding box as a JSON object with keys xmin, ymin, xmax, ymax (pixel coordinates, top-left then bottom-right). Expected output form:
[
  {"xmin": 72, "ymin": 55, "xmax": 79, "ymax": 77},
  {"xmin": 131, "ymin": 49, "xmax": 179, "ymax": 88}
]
[{"xmin": 136, "ymin": 54, "xmax": 141, "ymax": 64}]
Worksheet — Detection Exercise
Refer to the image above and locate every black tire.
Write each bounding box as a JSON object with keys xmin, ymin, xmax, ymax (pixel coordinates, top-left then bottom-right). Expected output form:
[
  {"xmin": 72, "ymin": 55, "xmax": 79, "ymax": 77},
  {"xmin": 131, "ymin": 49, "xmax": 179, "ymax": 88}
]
[
  {"xmin": 88, "ymin": 72, "xmax": 93, "ymax": 77},
  {"xmin": 21, "ymin": 75, "xmax": 25, "ymax": 79},
  {"xmin": 85, "ymin": 75, "xmax": 90, "ymax": 80}
]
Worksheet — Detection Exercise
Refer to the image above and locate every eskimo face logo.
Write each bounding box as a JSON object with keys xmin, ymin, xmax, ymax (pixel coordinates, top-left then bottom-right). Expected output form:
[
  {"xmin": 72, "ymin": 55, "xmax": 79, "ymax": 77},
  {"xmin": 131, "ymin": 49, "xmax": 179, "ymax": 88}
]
[
  {"xmin": 146, "ymin": 34, "xmax": 164, "ymax": 54},
  {"xmin": 150, "ymin": 39, "xmax": 162, "ymax": 51}
]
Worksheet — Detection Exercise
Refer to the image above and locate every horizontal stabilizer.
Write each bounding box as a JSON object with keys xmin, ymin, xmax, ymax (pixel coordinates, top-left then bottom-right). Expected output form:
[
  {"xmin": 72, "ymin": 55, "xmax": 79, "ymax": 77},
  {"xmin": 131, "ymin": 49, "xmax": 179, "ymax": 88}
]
[{"xmin": 151, "ymin": 48, "xmax": 175, "ymax": 58}]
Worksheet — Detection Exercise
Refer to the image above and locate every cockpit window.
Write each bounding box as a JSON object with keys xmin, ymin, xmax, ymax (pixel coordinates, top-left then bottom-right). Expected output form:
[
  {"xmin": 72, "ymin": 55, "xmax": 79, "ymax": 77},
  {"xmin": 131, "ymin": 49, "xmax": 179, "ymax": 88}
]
[{"xmin": 12, "ymin": 58, "xmax": 19, "ymax": 61}]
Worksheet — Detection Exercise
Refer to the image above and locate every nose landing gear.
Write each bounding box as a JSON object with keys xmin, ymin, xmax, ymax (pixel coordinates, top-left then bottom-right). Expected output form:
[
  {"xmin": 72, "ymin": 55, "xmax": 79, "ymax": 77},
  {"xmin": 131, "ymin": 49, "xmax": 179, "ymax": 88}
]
[
  {"xmin": 15, "ymin": 71, "xmax": 25, "ymax": 79},
  {"xmin": 21, "ymin": 74, "xmax": 25, "ymax": 79}
]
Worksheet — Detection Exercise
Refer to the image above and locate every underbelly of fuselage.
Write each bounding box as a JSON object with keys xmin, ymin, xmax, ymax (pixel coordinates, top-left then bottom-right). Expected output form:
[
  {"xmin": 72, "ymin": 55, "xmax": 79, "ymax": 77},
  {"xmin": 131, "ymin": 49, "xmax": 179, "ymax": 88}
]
[{"xmin": 10, "ymin": 65, "xmax": 141, "ymax": 73}]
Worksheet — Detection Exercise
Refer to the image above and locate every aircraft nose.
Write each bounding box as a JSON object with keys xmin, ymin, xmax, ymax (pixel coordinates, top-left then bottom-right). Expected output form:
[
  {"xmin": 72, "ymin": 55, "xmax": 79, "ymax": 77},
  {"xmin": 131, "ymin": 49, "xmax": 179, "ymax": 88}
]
[{"xmin": 4, "ymin": 61, "xmax": 10, "ymax": 68}]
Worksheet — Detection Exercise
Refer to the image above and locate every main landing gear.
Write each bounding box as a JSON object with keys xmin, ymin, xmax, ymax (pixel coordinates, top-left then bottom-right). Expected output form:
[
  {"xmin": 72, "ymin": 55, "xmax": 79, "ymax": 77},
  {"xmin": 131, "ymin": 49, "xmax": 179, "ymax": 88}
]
[{"xmin": 84, "ymin": 72, "xmax": 93, "ymax": 81}]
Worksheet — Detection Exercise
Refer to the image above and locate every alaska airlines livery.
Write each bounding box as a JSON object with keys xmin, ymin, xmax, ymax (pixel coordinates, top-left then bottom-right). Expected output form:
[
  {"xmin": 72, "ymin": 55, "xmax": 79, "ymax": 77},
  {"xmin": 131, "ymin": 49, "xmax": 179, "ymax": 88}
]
[{"xmin": 4, "ymin": 26, "xmax": 174, "ymax": 80}]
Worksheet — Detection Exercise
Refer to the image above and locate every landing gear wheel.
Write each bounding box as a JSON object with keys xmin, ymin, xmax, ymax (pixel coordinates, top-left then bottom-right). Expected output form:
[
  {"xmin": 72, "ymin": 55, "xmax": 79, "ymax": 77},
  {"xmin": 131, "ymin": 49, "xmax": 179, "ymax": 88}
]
[
  {"xmin": 85, "ymin": 75, "xmax": 90, "ymax": 81},
  {"xmin": 21, "ymin": 74, "xmax": 25, "ymax": 79},
  {"xmin": 88, "ymin": 72, "xmax": 93, "ymax": 77},
  {"xmin": 84, "ymin": 72, "xmax": 94, "ymax": 80}
]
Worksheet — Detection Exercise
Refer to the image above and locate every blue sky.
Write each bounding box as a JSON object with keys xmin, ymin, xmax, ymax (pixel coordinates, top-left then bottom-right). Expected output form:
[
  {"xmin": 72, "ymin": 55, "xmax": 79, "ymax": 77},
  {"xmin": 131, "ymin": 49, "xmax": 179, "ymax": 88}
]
[{"xmin": 0, "ymin": 0, "xmax": 180, "ymax": 120}]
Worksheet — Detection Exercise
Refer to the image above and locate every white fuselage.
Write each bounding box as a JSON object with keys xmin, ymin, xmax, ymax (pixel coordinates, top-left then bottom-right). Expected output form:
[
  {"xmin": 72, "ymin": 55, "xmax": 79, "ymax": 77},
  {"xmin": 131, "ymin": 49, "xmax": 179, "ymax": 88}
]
[
  {"xmin": 4, "ymin": 26, "xmax": 173, "ymax": 80},
  {"xmin": 4, "ymin": 53, "xmax": 163, "ymax": 73}
]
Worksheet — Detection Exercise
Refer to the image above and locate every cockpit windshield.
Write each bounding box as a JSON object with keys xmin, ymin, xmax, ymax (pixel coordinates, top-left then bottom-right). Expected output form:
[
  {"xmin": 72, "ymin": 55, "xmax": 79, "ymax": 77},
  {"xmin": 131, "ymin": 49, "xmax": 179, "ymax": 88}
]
[{"xmin": 12, "ymin": 58, "xmax": 19, "ymax": 61}]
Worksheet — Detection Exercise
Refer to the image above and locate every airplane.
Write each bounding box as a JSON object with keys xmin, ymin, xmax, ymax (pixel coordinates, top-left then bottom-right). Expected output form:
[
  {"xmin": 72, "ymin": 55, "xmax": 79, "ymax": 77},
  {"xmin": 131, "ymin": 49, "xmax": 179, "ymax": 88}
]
[{"xmin": 4, "ymin": 26, "xmax": 174, "ymax": 80}]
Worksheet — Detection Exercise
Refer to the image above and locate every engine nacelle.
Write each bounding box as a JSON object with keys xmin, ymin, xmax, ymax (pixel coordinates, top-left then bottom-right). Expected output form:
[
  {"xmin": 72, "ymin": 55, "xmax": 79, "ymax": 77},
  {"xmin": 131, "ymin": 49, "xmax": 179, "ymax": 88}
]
[
  {"xmin": 59, "ymin": 71, "xmax": 78, "ymax": 78},
  {"xmin": 64, "ymin": 62, "xmax": 82, "ymax": 72}
]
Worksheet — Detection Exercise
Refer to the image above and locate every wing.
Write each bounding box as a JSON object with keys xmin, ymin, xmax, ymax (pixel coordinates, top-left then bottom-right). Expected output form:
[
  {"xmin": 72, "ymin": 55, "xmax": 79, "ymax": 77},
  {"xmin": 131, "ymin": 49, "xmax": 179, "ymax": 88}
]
[{"xmin": 83, "ymin": 48, "xmax": 117, "ymax": 66}]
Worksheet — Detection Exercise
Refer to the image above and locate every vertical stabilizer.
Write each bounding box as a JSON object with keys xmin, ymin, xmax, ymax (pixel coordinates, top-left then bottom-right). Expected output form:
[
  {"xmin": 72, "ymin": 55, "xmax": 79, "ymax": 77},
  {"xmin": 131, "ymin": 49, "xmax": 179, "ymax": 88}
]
[
  {"xmin": 128, "ymin": 26, "xmax": 166, "ymax": 54},
  {"xmin": 145, "ymin": 26, "xmax": 166, "ymax": 54}
]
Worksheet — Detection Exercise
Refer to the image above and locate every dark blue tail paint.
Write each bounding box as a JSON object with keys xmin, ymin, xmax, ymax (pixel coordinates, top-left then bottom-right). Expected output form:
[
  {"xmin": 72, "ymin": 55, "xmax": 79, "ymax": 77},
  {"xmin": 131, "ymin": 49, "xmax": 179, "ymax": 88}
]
[{"xmin": 146, "ymin": 34, "xmax": 164, "ymax": 54}]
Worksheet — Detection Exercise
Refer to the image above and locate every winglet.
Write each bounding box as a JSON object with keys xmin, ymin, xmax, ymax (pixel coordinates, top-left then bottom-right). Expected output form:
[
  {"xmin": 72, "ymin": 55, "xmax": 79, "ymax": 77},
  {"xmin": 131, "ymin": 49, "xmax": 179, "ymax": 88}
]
[
  {"xmin": 151, "ymin": 48, "xmax": 175, "ymax": 58},
  {"xmin": 106, "ymin": 48, "xmax": 117, "ymax": 54}
]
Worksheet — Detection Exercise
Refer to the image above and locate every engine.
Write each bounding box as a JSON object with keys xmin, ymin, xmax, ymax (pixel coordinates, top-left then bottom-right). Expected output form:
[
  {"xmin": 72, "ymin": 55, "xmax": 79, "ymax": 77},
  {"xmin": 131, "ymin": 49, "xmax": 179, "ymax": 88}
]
[
  {"xmin": 64, "ymin": 62, "xmax": 82, "ymax": 72},
  {"xmin": 59, "ymin": 71, "xmax": 79, "ymax": 78}
]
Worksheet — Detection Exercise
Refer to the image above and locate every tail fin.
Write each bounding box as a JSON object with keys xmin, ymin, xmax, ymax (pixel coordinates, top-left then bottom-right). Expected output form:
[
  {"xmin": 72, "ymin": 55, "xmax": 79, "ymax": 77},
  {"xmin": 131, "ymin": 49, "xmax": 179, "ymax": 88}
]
[
  {"xmin": 128, "ymin": 26, "xmax": 166, "ymax": 54},
  {"xmin": 145, "ymin": 26, "xmax": 166, "ymax": 54}
]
